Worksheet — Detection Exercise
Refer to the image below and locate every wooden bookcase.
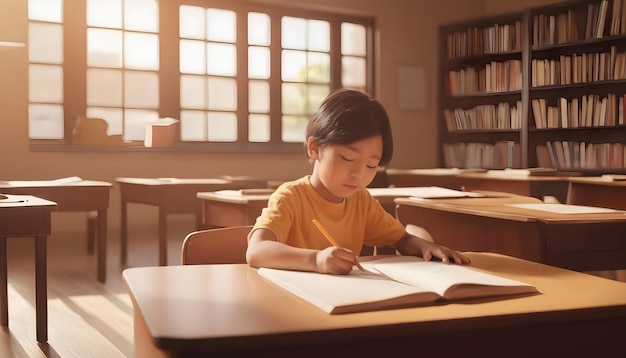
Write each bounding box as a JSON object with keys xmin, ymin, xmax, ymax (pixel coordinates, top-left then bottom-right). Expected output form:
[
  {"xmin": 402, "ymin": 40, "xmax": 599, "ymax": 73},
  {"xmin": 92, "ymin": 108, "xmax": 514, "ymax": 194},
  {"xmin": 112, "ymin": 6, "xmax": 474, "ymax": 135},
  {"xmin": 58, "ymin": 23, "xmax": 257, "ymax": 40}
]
[{"xmin": 438, "ymin": 0, "xmax": 626, "ymax": 174}]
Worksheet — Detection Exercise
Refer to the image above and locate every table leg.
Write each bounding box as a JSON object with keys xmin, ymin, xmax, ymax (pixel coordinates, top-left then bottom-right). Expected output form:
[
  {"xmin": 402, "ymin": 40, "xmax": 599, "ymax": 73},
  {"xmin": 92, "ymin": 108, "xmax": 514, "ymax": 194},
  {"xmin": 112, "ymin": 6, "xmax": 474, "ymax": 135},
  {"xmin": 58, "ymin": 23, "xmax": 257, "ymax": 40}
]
[
  {"xmin": 87, "ymin": 211, "xmax": 96, "ymax": 254},
  {"xmin": 121, "ymin": 199, "xmax": 128, "ymax": 263},
  {"xmin": 35, "ymin": 235, "xmax": 48, "ymax": 342},
  {"xmin": 0, "ymin": 236, "xmax": 7, "ymax": 327},
  {"xmin": 97, "ymin": 209, "xmax": 107, "ymax": 283},
  {"xmin": 158, "ymin": 209, "xmax": 167, "ymax": 266}
]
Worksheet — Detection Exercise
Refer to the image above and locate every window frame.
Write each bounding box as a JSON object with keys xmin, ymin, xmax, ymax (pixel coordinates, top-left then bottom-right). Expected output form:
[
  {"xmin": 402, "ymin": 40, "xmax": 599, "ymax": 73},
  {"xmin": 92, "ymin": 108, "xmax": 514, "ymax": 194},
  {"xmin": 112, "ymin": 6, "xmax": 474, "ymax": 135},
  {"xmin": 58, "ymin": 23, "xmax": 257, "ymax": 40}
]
[{"xmin": 28, "ymin": 0, "xmax": 376, "ymax": 153}]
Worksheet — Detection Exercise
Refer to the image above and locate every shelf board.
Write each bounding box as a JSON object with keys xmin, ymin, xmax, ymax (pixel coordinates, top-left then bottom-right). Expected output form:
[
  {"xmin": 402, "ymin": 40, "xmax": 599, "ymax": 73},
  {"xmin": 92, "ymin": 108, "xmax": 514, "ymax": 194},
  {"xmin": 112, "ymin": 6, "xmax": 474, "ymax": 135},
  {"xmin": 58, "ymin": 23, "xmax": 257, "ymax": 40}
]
[{"xmin": 0, "ymin": 41, "xmax": 26, "ymax": 51}]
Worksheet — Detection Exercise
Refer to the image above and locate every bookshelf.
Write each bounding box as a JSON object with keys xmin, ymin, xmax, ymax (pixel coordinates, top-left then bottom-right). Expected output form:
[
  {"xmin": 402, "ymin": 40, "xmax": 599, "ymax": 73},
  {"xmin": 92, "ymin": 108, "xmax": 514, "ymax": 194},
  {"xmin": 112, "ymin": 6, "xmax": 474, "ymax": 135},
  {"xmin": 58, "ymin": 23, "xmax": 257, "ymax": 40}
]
[{"xmin": 439, "ymin": 0, "xmax": 626, "ymax": 174}]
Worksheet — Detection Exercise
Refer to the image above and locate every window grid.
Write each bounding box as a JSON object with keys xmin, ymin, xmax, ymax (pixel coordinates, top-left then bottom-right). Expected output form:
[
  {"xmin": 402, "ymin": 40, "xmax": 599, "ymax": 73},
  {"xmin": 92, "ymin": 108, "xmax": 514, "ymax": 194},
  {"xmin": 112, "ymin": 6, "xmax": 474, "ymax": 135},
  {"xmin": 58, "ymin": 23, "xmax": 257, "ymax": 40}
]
[{"xmin": 27, "ymin": 0, "xmax": 375, "ymax": 153}]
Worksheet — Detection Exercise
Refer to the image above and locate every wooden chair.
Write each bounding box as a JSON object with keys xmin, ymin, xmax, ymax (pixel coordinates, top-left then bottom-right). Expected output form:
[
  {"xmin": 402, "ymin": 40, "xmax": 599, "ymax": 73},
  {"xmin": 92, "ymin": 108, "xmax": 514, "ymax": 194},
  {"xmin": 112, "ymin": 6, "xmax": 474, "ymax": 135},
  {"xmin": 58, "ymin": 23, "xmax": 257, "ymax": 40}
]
[{"xmin": 181, "ymin": 225, "xmax": 252, "ymax": 265}]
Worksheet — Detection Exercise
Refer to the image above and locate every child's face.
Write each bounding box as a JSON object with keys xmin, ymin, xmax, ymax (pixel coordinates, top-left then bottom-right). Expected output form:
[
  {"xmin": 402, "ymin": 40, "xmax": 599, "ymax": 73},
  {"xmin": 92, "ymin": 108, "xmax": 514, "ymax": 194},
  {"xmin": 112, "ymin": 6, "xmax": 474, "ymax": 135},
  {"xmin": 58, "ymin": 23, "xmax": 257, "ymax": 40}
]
[{"xmin": 308, "ymin": 135, "xmax": 382, "ymax": 203}]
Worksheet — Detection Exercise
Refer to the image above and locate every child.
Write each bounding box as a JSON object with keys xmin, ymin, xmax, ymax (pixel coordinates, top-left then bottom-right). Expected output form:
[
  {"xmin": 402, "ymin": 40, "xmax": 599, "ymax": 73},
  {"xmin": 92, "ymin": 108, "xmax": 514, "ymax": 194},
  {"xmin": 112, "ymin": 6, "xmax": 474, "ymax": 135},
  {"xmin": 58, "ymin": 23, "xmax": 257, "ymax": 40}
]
[{"xmin": 246, "ymin": 89, "xmax": 471, "ymax": 274}]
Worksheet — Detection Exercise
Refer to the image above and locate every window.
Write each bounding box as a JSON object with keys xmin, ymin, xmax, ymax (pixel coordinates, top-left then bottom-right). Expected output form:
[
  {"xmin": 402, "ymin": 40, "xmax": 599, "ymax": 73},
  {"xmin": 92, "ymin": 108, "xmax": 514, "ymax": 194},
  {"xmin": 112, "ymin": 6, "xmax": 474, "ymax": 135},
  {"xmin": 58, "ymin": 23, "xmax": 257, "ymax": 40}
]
[{"xmin": 28, "ymin": 0, "xmax": 374, "ymax": 153}]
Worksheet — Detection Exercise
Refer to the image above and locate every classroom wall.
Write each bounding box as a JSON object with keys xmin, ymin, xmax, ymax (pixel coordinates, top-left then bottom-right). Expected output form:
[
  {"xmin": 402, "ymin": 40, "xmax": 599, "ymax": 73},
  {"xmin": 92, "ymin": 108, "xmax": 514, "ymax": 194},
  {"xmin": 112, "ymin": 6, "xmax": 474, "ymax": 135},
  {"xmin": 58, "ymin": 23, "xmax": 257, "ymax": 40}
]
[{"xmin": 0, "ymin": 0, "xmax": 490, "ymax": 236}]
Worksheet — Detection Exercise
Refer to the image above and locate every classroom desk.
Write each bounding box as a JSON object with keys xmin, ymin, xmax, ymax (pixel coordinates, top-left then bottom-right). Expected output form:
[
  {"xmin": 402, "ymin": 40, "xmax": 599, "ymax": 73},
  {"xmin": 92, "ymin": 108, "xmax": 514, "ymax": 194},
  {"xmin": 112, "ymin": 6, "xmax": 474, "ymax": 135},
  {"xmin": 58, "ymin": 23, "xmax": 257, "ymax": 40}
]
[
  {"xmin": 385, "ymin": 168, "xmax": 462, "ymax": 189},
  {"xmin": 197, "ymin": 189, "xmax": 274, "ymax": 228},
  {"xmin": 395, "ymin": 193, "xmax": 626, "ymax": 272},
  {"xmin": 567, "ymin": 176, "xmax": 626, "ymax": 211},
  {"xmin": 116, "ymin": 178, "xmax": 263, "ymax": 265},
  {"xmin": 196, "ymin": 187, "xmax": 438, "ymax": 229},
  {"xmin": 455, "ymin": 171, "xmax": 571, "ymax": 203},
  {"xmin": 123, "ymin": 252, "xmax": 626, "ymax": 358},
  {"xmin": 0, "ymin": 195, "xmax": 56, "ymax": 342},
  {"xmin": 0, "ymin": 179, "xmax": 112, "ymax": 282}
]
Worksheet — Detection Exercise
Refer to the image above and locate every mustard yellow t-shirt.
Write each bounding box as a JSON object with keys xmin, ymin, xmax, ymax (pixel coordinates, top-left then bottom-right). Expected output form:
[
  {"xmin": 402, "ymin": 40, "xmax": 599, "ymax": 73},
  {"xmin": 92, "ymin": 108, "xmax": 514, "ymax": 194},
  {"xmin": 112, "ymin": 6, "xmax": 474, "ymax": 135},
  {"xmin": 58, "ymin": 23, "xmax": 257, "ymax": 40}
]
[{"xmin": 250, "ymin": 176, "xmax": 406, "ymax": 254}]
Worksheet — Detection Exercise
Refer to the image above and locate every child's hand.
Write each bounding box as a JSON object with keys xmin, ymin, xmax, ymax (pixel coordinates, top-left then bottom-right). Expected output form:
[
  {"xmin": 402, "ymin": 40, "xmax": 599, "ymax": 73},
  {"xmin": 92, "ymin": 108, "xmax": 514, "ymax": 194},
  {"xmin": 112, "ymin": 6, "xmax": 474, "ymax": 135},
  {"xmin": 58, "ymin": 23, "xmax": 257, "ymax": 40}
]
[
  {"xmin": 420, "ymin": 241, "xmax": 471, "ymax": 264},
  {"xmin": 316, "ymin": 247, "xmax": 359, "ymax": 274}
]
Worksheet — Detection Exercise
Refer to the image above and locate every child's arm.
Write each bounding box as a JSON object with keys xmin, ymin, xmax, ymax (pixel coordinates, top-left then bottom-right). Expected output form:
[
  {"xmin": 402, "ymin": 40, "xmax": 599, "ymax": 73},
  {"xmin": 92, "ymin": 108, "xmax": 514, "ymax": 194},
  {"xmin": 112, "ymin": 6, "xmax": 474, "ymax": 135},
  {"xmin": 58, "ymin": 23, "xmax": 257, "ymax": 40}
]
[
  {"xmin": 246, "ymin": 228, "xmax": 359, "ymax": 274},
  {"xmin": 395, "ymin": 230, "xmax": 471, "ymax": 264}
]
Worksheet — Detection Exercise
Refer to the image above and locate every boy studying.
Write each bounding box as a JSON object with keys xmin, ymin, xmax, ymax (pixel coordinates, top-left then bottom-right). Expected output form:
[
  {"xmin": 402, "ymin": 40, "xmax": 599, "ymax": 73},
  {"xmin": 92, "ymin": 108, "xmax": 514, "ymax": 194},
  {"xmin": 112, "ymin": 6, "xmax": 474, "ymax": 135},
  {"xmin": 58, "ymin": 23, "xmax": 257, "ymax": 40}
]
[{"xmin": 246, "ymin": 89, "xmax": 471, "ymax": 274}]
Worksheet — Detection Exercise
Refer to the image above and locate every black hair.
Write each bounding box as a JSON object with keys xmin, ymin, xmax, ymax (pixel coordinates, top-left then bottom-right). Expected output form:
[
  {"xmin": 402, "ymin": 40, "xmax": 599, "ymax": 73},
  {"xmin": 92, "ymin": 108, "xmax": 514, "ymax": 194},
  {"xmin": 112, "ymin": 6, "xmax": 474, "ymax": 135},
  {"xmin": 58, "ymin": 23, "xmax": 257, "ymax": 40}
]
[{"xmin": 305, "ymin": 89, "xmax": 394, "ymax": 166}]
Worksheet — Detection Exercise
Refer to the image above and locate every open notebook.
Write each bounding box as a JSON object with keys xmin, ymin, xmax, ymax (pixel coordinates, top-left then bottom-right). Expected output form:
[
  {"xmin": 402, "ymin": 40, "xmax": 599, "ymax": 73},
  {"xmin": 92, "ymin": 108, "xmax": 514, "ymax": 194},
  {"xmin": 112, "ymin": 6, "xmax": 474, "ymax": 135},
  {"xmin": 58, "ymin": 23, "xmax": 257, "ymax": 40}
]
[{"xmin": 258, "ymin": 255, "xmax": 538, "ymax": 314}]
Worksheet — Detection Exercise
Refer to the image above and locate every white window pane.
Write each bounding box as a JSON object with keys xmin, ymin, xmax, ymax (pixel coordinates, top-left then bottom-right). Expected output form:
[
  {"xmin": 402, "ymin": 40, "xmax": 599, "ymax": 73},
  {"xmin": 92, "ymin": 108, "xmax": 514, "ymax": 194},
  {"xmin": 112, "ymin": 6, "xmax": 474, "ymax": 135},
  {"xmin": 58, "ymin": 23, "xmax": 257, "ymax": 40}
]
[
  {"xmin": 29, "ymin": 64, "xmax": 63, "ymax": 102},
  {"xmin": 342, "ymin": 22, "xmax": 366, "ymax": 56},
  {"xmin": 29, "ymin": 0, "xmax": 62, "ymax": 22},
  {"xmin": 124, "ymin": 109, "xmax": 158, "ymax": 141},
  {"xmin": 124, "ymin": 0, "xmax": 158, "ymax": 32},
  {"xmin": 28, "ymin": 104, "xmax": 64, "ymax": 139},
  {"xmin": 29, "ymin": 23, "xmax": 63, "ymax": 64},
  {"xmin": 282, "ymin": 16, "xmax": 306, "ymax": 50},
  {"xmin": 180, "ymin": 75, "xmax": 207, "ymax": 109},
  {"xmin": 207, "ymin": 8, "xmax": 236, "ymax": 43},
  {"xmin": 88, "ymin": 29, "xmax": 123, "ymax": 68},
  {"xmin": 281, "ymin": 50, "xmax": 306, "ymax": 82},
  {"xmin": 207, "ymin": 43, "xmax": 236, "ymax": 76},
  {"xmin": 281, "ymin": 115, "xmax": 307, "ymax": 143},
  {"xmin": 342, "ymin": 56, "xmax": 366, "ymax": 88},
  {"xmin": 249, "ymin": 81, "xmax": 269, "ymax": 113},
  {"xmin": 282, "ymin": 83, "xmax": 306, "ymax": 115},
  {"xmin": 208, "ymin": 112, "xmax": 237, "ymax": 142},
  {"xmin": 125, "ymin": 32, "xmax": 159, "ymax": 70},
  {"xmin": 180, "ymin": 40, "xmax": 206, "ymax": 74},
  {"xmin": 180, "ymin": 5, "xmax": 205, "ymax": 39},
  {"xmin": 248, "ymin": 46, "xmax": 270, "ymax": 79},
  {"xmin": 180, "ymin": 110, "xmax": 206, "ymax": 141},
  {"xmin": 125, "ymin": 71, "xmax": 159, "ymax": 108},
  {"xmin": 307, "ymin": 85, "xmax": 330, "ymax": 114},
  {"xmin": 87, "ymin": 68, "xmax": 123, "ymax": 106},
  {"xmin": 207, "ymin": 77, "xmax": 236, "ymax": 111},
  {"xmin": 307, "ymin": 52, "xmax": 330, "ymax": 83},
  {"xmin": 87, "ymin": 107, "xmax": 123, "ymax": 135},
  {"xmin": 308, "ymin": 20, "xmax": 330, "ymax": 52},
  {"xmin": 248, "ymin": 12, "xmax": 270, "ymax": 46},
  {"xmin": 87, "ymin": 0, "xmax": 122, "ymax": 28},
  {"xmin": 249, "ymin": 114, "xmax": 270, "ymax": 142}
]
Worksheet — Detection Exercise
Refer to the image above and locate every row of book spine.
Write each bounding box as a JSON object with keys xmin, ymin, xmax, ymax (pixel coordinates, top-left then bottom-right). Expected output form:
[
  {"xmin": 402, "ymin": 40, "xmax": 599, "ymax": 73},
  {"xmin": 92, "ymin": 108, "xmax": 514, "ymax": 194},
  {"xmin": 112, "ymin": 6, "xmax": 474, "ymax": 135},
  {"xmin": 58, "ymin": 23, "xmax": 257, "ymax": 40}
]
[
  {"xmin": 442, "ymin": 141, "xmax": 520, "ymax": 169},
  {"xmin": 446, "ymin": 60, "xmax": 522, "ymax": 95},
  {"xmin": 531, "ymin": 47, "xmax": 626, "ymax": 87},
  {"xmin": 444, "ymin": 101, "xmax": 523, "ymax": 131},
  {"xmin": 531, "ymin": 93, "xmax": 625, "ymax": 129},
  {"xmin": 537, "ymin": 141, "xmax": 626, "ymax": 169},
  {"xmin": 446, "ymin": 21, "xmax": 522, "ymax": 59}
]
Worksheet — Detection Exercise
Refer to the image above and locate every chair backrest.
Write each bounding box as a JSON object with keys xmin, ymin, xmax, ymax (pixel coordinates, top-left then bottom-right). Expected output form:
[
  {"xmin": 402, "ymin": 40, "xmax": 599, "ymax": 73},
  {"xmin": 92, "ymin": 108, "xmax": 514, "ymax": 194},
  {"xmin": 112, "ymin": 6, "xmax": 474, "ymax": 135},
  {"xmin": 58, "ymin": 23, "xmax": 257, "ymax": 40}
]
[{"xmin": 181, "ymin": 225, "xmax": 253, "ymax": 265}]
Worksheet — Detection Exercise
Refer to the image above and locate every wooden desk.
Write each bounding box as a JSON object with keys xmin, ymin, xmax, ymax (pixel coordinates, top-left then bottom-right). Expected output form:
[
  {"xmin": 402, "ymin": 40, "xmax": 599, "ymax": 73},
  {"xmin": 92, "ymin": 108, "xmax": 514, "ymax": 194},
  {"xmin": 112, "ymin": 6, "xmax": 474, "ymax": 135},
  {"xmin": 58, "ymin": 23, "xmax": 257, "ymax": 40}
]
[
  {"xmin": 395, "ymin": 193, "xmax": 626, "ymax": 272},
  {"xmin": 0, "ymin": 179, "xmax": 112, "ymax": 282},
  {"xmin": 197, "ymin": 189, "xmax": 273, "ymax": 228},
  {"xmin": 455, "ymin": 171, "xmax": 571, "ymax": 203},
  {"xmin": 386, "ymin": 168, "xmax": 462, "ymax": 189},
  {"xmin": 567, "ymin": 176, "xmax": 626, "ymax": 211},
  {"xmin": 196, "ymin": 187, "xmax": 440, "ymax": 229},
  {"xmin": 116, "ymin": 178, "xmax": 262, "ymax": 265},
  {"xmin": 123, "ymin": 252, "xmax": 626, "ymax": 358},
  {"xmin": 0, "ymin": 195, "xmax": 56, "ymax": 342}
]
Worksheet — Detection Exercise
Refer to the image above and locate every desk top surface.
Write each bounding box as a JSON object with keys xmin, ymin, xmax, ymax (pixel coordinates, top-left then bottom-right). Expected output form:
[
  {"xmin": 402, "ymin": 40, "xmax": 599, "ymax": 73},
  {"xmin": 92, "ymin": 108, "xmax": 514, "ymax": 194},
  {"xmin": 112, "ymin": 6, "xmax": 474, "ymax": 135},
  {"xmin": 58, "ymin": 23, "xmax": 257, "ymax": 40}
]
[
  {"xmin": 0, "ymin": 194, "xmax": 57, "ymax": 208},
  {"xmin": 457, "ymin": 171, "xmax": 572, "ymax": 181},
  {"xmin": 115, "ymin": 177, "xmax": 232, "ymax": 186},
  {"xmin": 395, "ymin": 194, "xmax": 626, "ymax": 223},
  {"xmin": 568, "ymin": 176, "xmax": 626, "ymax": 187},
  {"xmin": 123, "ymin": 252, "xmax": 626, "ymax": 351},
  {"xmin": 0, "ymin": 177, "xmax": 112, "ymax": 188}
]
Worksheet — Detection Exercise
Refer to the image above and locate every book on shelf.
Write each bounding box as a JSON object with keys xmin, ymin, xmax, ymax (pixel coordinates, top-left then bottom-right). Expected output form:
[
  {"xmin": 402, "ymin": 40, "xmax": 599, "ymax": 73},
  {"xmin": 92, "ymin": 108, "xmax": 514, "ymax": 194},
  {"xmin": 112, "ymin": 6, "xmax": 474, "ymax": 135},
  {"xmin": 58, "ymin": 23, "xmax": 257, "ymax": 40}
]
[{"xmin": 257, "ymin": 255, "xmax": 538, "ymax": 314}]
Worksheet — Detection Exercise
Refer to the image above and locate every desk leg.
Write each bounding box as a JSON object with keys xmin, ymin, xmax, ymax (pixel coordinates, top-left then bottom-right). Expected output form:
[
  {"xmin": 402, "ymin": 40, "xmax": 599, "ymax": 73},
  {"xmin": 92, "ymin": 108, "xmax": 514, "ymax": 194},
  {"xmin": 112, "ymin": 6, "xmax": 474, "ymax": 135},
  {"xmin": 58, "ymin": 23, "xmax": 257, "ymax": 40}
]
[
  {"xmin": 121, "ymin": 199, "xmax": 128, "ymax": 263},
  {"xmin": 35, "ymin": 235, "xmax": 47, "ymax": 342},
  {"xmin": 97, "ymin": 209, "xmax": 107, "ymax": 283},
  {"xmin": 158, "ymin": 210, "xmax": 167, "ymax": 266},
  {"xmin": 0, "ymin": 236, "xmax": 7, "ymax": 327},
  {"xmin": 87, "ymin": 211, "xmax": 96, "ymax": 254}
]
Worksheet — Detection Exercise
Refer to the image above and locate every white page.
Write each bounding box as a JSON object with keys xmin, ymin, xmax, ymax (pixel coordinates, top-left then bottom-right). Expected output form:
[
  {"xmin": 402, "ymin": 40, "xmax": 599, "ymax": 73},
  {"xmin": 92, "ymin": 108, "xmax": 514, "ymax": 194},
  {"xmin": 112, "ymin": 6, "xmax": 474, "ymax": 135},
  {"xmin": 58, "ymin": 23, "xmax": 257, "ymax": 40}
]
[
  {"xmin": 390, "ymin": 186, "xmax": 485, "ymax": 199},
  {"xmin": 506, "ymin": 203, "xmax": 624, "ymax": 214},
  {"xmin": 5, "ymin": 176, "xmax": 83, "ymax": 186}
]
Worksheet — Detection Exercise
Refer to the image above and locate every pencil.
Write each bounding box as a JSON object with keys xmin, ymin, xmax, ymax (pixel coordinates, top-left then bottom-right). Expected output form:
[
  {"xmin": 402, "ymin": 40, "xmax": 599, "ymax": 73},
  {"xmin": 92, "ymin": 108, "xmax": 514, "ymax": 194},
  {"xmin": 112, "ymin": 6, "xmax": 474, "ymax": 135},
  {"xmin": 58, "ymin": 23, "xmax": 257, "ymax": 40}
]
[{"xmin": 312, "ymin": 219, "xmax": 365, "ymax": 272}]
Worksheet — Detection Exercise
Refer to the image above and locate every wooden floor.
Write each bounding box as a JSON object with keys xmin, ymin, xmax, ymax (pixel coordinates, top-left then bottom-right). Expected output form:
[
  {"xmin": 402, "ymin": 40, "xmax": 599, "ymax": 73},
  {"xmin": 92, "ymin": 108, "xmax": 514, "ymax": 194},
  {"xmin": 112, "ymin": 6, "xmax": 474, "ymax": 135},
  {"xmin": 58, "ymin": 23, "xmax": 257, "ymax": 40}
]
[
  {"xmin": 1, "ymin": 213, "xmax": 625, "ymax": 358},
  {"xmin": 1, "ymin": 213, "xmax": 197, "ymax": 358}
]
